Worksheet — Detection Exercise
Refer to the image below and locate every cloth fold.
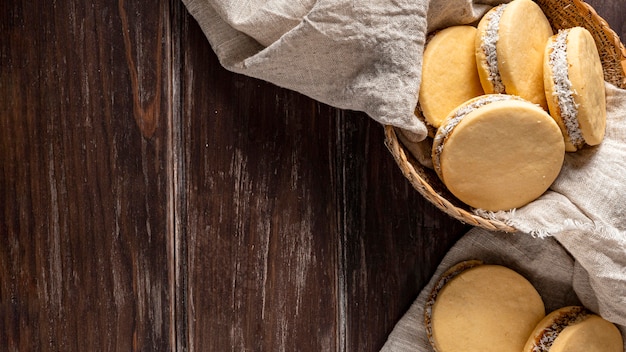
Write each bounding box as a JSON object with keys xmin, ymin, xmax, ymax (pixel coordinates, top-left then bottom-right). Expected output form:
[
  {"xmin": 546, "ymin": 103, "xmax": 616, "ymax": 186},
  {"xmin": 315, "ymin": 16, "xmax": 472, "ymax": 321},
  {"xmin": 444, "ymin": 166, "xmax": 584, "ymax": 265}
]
[
  {"xmin": 183, "ymin": 0, "xmax": 436, "ymax": 139},
  {"xmin": 182, "ymin": 0, "xmax": 626, "ymax": 350}
]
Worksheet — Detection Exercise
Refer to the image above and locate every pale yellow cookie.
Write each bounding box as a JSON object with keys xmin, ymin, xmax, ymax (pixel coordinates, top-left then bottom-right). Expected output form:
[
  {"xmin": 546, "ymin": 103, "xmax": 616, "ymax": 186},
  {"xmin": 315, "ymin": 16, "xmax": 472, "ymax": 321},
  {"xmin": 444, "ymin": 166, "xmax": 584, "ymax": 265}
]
[
  {"xmin": 523, "ymin": 306, "xmax": 623, "ymax": 352},
  {"xmin": 476, "ymin": 0, "xmax": 553, "ymax": 109},
  {"xmin": 432, "ymin": 95, "xmax": 564, "ymax": 211},
  {"xmin": 425, "ymin": 262, "xmax": 545, "ymax": 352},
  {"xmin": 544, "ymin": 27, "xmax": 606, "ymax": 151},
  {"xmin": 419, "ymin": 26, "xmax": 484, "ymax": 129}
]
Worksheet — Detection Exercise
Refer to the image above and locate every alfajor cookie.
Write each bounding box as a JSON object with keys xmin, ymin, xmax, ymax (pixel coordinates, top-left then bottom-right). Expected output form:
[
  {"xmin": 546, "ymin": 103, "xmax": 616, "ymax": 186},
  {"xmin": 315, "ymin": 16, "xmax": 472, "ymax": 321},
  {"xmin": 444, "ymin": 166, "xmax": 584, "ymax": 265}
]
[
  {"xmin": 475, "ymin": 0, "xmax": 553, "ymax": 108},
  {"xmin": 425, "ymin": 260, "xmax": 545, "ymax": 352},
  {"xmin": 432, "ymin": 94, "xmax": 565, "ymax": 211},
  {"xmin": 419, "ymin": 26, "xmax": 484, "ymax": 130},
  {"xmin": 543, "ymin": 27, "xmax": 607, "ymax": 151},
  {"xmin": 523, "ymin": 306, "xmax": 623, "ymax": 352}
]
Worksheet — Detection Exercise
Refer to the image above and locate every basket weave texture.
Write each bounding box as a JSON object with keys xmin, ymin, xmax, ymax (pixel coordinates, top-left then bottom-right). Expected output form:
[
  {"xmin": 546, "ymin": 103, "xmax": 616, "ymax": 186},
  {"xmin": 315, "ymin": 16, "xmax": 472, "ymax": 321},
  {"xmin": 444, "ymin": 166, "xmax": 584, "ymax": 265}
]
[{"xmin": 385, "ymin": 0, "xmax": 626, "ymax": 232}]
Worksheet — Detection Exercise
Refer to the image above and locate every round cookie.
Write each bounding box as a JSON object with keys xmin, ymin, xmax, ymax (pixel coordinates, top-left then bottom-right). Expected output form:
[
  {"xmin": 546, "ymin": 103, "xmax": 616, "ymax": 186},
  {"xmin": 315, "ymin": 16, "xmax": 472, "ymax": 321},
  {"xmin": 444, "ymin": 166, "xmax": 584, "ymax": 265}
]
[
  {"xmin": 432, "ymin": 94, "xmax": 565, "ymax": 211},
  {"xmin": 523, "ymin": 306, "xmax": 623, "ymax": 352},
  {"xmin": 419, "ymin": 25, "xmax": 484, "ymax": 129},
  {"xmin": 425, "ymin": 261, "xmax": 545, "ymax": 352},
  {"xmin": 475, "ymin": 0, "xmax": 553, "ymax": 109},
  {"xmin": 543, "ymin": 27, "xmax": 606, "ymax": 151}
]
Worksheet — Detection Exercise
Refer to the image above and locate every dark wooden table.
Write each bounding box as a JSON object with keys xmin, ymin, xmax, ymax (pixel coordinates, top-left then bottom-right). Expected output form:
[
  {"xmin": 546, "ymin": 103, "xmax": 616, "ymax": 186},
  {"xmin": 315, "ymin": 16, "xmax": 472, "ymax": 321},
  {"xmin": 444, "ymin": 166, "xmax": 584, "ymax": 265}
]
[{"xmin": 2, "ymin": 1, "xmax": 624, "ymax": 351}]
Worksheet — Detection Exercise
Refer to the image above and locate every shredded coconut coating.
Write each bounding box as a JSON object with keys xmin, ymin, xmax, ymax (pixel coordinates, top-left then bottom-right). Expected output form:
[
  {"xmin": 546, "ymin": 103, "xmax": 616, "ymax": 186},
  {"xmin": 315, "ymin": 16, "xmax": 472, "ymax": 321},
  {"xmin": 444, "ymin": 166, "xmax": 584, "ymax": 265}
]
[
  {"xmin": 549, "ymin": 29, "xmax": 584, "ymax": 148},
  {"xmin": 433, "ymin": 94, "xmax": 520, "ymax": 176},
  {"xmin": 482, "ymin": 4, "xmax": 508, "ymax": 93}
]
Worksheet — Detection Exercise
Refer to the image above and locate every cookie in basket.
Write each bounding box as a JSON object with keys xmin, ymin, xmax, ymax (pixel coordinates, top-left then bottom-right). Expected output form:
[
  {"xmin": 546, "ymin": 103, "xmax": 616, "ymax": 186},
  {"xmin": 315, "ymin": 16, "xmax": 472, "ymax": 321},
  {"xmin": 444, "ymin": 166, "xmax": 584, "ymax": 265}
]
[
  {"xmin": 418, "ymin": 26, "xmax": 484, "ymax": 133},
  {"xmin": 432, "ymin": 94, "xmax": 565, "ymax": 212},
  {"xmin": 475, "ymin": 0, "xmax": 553, "ymax": 109},
  {"xmin": 385, "ymin": 0, "xmax": 626, "ymax": 231},
  {"xmin": 544, "ymin": 27, "xmax": 607, "ymax": 152}
]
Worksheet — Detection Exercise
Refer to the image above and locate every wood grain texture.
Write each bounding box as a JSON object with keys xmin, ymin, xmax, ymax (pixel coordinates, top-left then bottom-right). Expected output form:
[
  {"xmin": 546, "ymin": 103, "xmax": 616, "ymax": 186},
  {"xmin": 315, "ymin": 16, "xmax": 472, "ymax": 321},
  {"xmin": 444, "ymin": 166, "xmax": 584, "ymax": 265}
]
[
  {"xmin": 1, "ymin": 1, "xmax": 175, "ymax": 350},
  {"xmin": 180, "ymin": 15, "xmax": 342, "ymax": 350},
  {"xmin": 330, "ymin": 110, "xmax": 472, "ymax": 351},
  {"xmin": 1, "ymin": 1, "xmax": 624, "ymax": 351}
]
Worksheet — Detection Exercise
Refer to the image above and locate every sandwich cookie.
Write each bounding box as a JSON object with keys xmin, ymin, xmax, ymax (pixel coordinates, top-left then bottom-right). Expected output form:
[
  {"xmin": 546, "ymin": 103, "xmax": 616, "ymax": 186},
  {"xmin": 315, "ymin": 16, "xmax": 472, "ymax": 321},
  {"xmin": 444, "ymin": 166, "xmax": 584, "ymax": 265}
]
[
  {"xmin": 432, "ymin": 94, "xmax": 565, "ymax": 211},
  {"xmin": 424, "ymin": 260, "xmax": 545, "ymax": 352},
  {"xmin": 543, "ymin": 27, "xmax": 606, "ymax": 151},
  {"xmin": 475, "ymin": 0, "xmax": 553, "ymax": 108},
  {"xmin": 523, "ymin": 306, "xmax": 623, "ymax": 352},
  {"xmin": 419, "ymin": 25, "xmax": 484, "ymax": 130}
]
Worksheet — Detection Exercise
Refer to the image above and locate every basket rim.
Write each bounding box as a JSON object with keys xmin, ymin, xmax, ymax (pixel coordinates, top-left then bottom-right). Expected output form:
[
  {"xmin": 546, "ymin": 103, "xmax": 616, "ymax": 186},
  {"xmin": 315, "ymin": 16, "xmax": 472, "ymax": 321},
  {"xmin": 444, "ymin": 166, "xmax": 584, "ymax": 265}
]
[
  {"xmin": 384, "ymin": 126, "xmax": 517, "ymax": 232},
  {"xmin": 579, "ymin": 0, "xmax": 626, "ymax": 85},
  {"xmin": 537, "ymin": 0, "xmax": 626, "ymax": 88}
]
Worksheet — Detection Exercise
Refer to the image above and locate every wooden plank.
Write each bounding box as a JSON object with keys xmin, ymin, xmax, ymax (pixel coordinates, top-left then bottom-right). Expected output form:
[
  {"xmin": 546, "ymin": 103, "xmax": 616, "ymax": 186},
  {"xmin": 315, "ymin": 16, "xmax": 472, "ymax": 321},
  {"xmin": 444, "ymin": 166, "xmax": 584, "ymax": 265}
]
[
  {"xmin": 335, "ymin": 111, "xmax": 469, "ymax": 351},
  {"xmin": 180, "ymin": 13, "xmax": 342, "ymax": 351},
  {"xmin": 0, "ymin": 1, "xmax": 175, "ymax": 350}
]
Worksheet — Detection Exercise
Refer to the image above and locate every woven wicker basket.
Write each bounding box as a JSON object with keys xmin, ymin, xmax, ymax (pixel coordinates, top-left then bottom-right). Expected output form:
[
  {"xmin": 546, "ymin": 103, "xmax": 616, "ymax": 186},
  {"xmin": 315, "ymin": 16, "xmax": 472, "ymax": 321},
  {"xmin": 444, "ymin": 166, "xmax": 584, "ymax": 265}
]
[{"xmin": 385, "ymin": 0, "xmax": 626, "ymax": 232}]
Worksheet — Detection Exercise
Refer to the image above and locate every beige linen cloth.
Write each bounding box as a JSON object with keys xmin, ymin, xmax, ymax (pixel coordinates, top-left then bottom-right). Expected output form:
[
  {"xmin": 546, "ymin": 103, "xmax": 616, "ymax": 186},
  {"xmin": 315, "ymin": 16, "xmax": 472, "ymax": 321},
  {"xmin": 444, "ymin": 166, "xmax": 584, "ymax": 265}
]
[{"xmin": 182, "ymin": 0, "xmax": 626, "ymax": 349}]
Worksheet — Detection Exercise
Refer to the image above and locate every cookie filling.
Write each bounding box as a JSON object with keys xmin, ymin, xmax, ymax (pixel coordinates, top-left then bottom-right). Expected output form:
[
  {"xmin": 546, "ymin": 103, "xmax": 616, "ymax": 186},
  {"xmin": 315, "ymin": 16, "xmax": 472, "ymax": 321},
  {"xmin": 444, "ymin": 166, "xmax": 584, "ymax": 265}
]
[
  {"xmin": 481, "ymin": 4, "xmax": 508, "ymax": 93},
  {"xmin": 548, "ymin": 29, "xmax": 584, "ymax": 148},
  {"xmin": 530, "ymin": 307, "xmax": 591, "ymax": 352},
  {"xmin": 433, "ymin": 94, "xmax": 521, "ymax": 177}
]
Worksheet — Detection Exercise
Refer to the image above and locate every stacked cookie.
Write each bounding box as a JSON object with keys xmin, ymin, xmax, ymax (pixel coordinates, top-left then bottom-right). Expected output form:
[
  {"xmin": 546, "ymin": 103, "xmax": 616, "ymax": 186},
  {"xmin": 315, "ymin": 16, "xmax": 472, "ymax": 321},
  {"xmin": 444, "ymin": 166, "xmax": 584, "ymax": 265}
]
[
  {"xmin": 424, "ymin": 260, "xmax": 623, "ymax": 352},
  {"xmin": 417, "ymin": 0, "xmax": 607, "ymax": 212}
]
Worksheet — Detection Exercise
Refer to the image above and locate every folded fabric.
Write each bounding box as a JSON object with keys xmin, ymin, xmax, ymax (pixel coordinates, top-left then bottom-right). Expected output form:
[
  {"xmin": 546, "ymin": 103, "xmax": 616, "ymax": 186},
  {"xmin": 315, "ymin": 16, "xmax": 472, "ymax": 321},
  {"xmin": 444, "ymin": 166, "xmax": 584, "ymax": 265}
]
[{"xmin": 184, "ymin": 0, "xmax": 434, "ymax": 139}]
